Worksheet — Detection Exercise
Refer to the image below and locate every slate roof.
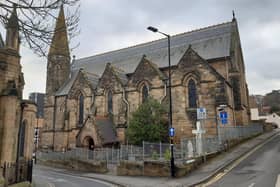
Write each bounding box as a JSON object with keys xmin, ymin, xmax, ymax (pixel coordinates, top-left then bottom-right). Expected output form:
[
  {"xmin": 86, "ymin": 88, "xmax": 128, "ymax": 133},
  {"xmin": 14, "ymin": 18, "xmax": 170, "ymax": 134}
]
[
  {"xmin": 55, "ymin": 69, "xmax": 99, "ymax": 96},
  {"xmin": 72, "ymin": 21, "xmax": 234, "ymax": 76},
  {"xmin": 95, "ymin": 116, "xmax": 118, "ymax": 145},
  {"xmin": 55, "ymin": 69, "xmax": 80, "ymax": 96},
  {"xmin": 110, "ymin": 64, "xmax": 128, "ymax": 85}
]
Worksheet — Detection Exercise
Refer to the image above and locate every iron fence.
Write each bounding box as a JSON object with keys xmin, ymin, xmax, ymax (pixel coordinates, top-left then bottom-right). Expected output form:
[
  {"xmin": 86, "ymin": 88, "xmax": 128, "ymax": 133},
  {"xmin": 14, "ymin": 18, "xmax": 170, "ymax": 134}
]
[
  {"xmin": 0, "ymin": 160, "xmax": 33, "ymax": 186},
  {"xmin": 38, "ymin": 124, "xmax": 263, "ymax": 165}
]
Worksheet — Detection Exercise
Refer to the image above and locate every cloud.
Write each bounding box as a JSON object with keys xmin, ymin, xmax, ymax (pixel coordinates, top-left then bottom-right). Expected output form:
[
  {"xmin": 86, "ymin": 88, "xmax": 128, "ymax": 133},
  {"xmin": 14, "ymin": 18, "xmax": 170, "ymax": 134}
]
[{"xmin": 18, "ymin": 0, "xmax": 280, "ymax": 98}]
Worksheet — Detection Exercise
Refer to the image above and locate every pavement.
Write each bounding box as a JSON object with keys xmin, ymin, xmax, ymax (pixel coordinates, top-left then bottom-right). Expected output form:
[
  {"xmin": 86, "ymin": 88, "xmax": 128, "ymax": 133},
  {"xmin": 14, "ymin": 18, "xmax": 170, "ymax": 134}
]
[
  {"xmin": 208, "ymin": 132, "xmax": 280, "ymax": 187},
  {"xmin": 36, "ymin": 130, "xmax": 279, "ymax": 187}
]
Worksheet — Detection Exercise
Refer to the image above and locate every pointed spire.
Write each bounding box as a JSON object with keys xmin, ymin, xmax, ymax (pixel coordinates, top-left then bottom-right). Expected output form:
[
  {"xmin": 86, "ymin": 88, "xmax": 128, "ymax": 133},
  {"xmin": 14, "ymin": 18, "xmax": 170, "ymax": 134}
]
[
  {"xmin": 232, "ymin": 10, "xmax": 236, "ymax": 22},
  {"xmin": 49, "ymin": 5, "xmax": 70, "ymax": 57},
  {"xmin": 7, "ymin": 4, "xmax": 19, "ymax": 29},
  {"xmin": 6, "ymin": 3, "xmax": 20, "ymax": 50}
]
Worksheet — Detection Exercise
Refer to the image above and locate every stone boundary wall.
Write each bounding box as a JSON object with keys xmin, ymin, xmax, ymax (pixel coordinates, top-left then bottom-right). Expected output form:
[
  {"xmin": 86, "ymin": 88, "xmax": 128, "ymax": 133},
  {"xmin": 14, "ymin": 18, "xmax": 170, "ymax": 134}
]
[{"xmin": 38, "ymin": 159, "xmax": 107, "ymax": 173}]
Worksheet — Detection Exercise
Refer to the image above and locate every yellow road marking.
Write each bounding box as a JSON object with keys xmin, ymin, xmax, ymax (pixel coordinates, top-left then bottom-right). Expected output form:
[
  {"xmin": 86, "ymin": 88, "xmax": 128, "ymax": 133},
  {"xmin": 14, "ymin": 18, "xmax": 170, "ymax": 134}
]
[{"xmin": 197, "ymin": 133, "xmax": 279, "ymax": 187}]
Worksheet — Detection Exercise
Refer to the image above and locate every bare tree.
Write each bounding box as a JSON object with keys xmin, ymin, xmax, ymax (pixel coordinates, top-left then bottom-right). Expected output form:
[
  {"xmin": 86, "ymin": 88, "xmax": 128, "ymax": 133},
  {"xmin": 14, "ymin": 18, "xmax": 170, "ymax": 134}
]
[{"xmin": 0, "ymin": 0, "xmax": 80, "ymax": 56}]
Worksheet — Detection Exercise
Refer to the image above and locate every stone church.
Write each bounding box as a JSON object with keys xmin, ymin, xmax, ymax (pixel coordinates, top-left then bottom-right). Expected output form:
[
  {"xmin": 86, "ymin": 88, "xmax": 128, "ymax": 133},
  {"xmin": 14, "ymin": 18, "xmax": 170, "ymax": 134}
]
[
  {"xmin": 0, "ymin": 6, "xmax": 37, "ymax": 165},
  {"xmin": 41, "ymin": 6, "xmax": 250, "ymax": 151}
]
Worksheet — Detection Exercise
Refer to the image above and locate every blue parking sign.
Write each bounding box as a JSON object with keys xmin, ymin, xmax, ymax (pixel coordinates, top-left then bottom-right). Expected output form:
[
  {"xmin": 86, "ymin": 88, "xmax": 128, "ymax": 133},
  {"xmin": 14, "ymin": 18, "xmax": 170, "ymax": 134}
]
[
  {"xmin": 220, "ymin": 111, "xmax": 228, "ymax": 125},
  {"xmin": 221, "ymin": 118, "xmax": 228, "ymax": 125},
  {"xmin": 169, "ymin": 127, "xmax": 175, "ymax": 137}
]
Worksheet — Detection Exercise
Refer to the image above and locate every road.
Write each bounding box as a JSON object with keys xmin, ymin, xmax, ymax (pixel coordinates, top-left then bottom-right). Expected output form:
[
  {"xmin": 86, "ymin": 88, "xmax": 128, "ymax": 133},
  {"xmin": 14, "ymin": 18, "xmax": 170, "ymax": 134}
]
[
  {"xmin": 33, "ymin": 165, "xmax": 113, "ymax": 187},
  {"xmin": 209, "ymin": 133, "xmax": 280, "ymax": 187}
]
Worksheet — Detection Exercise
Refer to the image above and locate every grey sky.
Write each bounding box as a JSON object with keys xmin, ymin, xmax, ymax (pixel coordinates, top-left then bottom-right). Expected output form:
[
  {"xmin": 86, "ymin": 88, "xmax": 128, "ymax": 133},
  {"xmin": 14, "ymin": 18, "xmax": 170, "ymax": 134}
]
[{"xmin": 20, "ymin": 0, "xmax": 280, "ymax": 98}]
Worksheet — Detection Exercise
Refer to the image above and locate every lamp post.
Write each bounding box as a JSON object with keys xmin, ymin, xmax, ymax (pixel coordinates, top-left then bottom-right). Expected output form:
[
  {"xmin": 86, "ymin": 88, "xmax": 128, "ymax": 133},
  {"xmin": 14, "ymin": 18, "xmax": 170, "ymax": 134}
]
[{"xmin": 147, "ymin": 26, "xmax": 175, "ymax": 177}]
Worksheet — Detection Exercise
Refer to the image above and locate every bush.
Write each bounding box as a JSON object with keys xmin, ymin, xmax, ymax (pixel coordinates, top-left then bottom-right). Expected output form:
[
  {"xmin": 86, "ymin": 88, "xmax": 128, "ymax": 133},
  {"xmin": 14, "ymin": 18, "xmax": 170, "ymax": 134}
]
[
  {"xmin": 164, "ymin": 149, "xmax": 171, "ymax": 161},
  {"xmin": 126, "ymin": 98, "xmax": 168, "ymax": 145}
]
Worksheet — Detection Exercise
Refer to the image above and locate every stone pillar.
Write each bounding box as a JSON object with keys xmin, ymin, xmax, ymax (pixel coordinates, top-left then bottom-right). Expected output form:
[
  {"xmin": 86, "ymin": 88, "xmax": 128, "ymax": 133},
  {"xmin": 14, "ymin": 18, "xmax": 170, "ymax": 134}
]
[
  {"xmin": 22, "ymin": 102, "xmax": 37, "ymax": 160},
  {"xmin": 0, "ymin": 95, "xmax": 20, "ymax": 164}
]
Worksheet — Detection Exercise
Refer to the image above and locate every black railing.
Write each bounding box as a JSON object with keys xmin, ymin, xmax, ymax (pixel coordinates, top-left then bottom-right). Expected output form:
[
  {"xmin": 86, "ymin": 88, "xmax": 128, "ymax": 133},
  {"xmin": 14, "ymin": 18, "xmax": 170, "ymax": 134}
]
[{"xmin": 0, "ymin": 160, "xmax": 33, "ymax": 186}]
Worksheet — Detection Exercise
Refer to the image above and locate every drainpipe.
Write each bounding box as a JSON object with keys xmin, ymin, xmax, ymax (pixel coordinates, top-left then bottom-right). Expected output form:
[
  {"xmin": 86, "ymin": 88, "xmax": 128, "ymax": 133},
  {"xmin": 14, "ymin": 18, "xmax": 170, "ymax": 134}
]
[
  {"xmin": 122, "ymin": 88, "xmax": 129, "ymax": 125},
  {"xmin": 160, "ymin": 80, "xmax": 167, "ymax": 104}
]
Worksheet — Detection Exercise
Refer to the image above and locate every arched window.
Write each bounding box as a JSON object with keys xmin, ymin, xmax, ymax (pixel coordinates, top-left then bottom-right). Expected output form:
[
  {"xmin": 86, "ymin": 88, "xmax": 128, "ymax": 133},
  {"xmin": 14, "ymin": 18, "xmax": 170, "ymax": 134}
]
[
  {"xmin": 142, "ymin": 85, "xmax": 149, "ymax": 103},
  {"xmin": 78, "ymin": 94, "xmax": 84, "ymax": 126},
  {"xmin": 188, "ymin": 79, "xmax": 197, "ymax": 108},
  {"xmin": 19, "ymin": 120, "xmax": 26, "ymax": 157},
  {"xmin": 108, "ymin": 91, "xmax": 113, "ymax": 114}
]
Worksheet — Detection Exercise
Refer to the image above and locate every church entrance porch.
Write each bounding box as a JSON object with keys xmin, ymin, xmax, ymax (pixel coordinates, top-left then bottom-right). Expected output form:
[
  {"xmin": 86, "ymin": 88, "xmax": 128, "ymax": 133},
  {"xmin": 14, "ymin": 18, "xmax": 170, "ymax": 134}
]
[{"xmin": 82, "ymin": 136, "xmax": 95, "ymax": 150}]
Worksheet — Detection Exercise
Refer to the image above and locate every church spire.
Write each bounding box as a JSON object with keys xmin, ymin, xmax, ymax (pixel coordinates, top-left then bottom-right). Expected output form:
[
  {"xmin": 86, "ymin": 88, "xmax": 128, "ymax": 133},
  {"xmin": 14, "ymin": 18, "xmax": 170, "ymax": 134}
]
[
  {"xmin": 48, "ymin": 5, "xmax": 70, "ymax": 57},
  {"xmin": 6, "ymin": 3, "xmax": 20, "ymax": 51},
  {"xmin": 46, "ymin": 5, "xmax": 70, "ymax": 95}
]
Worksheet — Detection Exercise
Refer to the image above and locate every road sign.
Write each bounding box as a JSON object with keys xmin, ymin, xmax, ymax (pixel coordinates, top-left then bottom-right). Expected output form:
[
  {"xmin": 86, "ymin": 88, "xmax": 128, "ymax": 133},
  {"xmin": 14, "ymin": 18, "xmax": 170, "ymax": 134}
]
[
  {"xmin": 169, "ymin": 127, "xmax": 175, "ymax": 137},
  {"xmin": 219, "ymin": 111, "xmax": 228, "ymax": 125},
  {"xmin": 221, "ymin": 118, "xmax": 227, "ymax": 125},
  {"xmin": 197, "ymin": 107, "xmax": 207, "ymax": 120}
]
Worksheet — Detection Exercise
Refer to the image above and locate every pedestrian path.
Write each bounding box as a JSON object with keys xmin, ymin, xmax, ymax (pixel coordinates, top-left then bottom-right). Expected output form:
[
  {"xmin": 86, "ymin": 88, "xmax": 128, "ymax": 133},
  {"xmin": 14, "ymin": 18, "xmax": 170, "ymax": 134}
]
[
  {"xmin": 37, "ymin": 130, "xmax": 279, "ymax": 187},
  {"xmin": 79, "ymin": 130, "xmax": 279, "ymax": 187}
]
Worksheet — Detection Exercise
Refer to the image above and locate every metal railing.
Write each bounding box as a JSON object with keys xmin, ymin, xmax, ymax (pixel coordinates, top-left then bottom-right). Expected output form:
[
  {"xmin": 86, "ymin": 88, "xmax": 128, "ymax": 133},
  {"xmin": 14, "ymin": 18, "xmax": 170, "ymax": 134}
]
[
  {"xmin": 0, "ymin": 160, "xmax": 33, "ymax": 186},
  {"xmin": 38, "ymin": 124, "xmax": 263, "ymax": 164}
]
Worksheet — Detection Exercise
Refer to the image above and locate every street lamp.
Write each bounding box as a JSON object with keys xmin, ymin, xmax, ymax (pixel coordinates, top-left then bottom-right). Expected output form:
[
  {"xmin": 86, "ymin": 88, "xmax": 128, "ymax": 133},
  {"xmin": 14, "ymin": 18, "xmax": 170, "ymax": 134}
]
[{"xmin": 147, "ymin": 26, "xmax": 175, "ymax": 177}]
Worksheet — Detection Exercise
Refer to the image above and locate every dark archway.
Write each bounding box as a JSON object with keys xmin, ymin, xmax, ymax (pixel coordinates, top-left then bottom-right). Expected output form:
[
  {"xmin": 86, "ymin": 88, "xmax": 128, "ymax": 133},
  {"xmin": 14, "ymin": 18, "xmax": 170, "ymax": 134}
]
[
  {"xmin": 83, "ymin": 136, "xmax": 95, "ymax": 150},
  {"xmin": 88, "ymin": 138, "xmax": 94, "ymax": 150}
]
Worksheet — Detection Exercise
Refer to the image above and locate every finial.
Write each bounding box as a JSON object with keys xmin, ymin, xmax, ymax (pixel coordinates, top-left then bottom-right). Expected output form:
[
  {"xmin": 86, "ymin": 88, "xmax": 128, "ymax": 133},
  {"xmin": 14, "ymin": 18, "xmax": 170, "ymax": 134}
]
[{"xmin": 232, "ymin": 10, "xmax": 236, "ymax": 21}]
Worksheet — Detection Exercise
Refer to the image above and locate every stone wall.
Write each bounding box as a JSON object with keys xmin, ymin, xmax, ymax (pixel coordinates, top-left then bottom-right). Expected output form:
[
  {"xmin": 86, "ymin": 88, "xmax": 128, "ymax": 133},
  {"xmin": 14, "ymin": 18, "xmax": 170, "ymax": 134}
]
[{"xmin": 22, "ymin": 102, "xmax": 37, "ymax": 160}]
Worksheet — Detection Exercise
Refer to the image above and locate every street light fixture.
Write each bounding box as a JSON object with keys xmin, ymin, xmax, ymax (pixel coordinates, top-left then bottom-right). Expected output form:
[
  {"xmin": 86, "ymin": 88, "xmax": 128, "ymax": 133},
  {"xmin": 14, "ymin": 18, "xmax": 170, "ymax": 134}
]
[{"xmin": 147, "ymin": 26, "xmax": 175, "ymax": 177}]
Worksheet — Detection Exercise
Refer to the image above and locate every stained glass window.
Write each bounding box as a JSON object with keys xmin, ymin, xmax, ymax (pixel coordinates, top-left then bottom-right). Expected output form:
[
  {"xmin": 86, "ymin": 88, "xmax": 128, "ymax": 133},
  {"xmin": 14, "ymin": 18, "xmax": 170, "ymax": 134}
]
[
  {"xmin": 78, "ymin": 94, "xmax": 84, "ymax": 126},
  {"xmin": 188, "ymin": 79, "xmax": 197, "ymax": 108},
  {"xmin": 108, "ymin": 91, "xmax": 113, "ymax": 114},
  {"xmin": 142, "ymin": 85, "xmax": 149, "ymax": 103}
]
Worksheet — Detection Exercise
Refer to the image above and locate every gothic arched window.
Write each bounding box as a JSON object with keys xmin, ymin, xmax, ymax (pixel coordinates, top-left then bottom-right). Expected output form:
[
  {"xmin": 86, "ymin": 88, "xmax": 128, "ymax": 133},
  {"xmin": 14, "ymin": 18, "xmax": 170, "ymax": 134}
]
[
  {"xmin": 78, "ymin": 94, "xmax": 84, "ymax": 126},
  {"xmin": 142, "ymin": 85, "xmax": 149, "ymax": 103},
  {"xmin": 108, "ymin": 91, "xmax": 113, "ymax": 114},
  {"xmin": 19, "ymin": 120, "xmax": 26, "ymax": 157},
  {"xmin": 188, "ymin": 79, "xmax": 197, "ymax": 108}
]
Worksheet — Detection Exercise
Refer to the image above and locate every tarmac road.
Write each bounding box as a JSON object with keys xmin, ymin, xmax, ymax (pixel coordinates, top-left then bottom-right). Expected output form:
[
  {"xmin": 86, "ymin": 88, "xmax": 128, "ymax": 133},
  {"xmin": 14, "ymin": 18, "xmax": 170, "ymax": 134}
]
[
  {"xmin": 209, "ymin": 133, "xmax": 280, "ymax": 187},
  {"xmin": 33, "ymin": 165, "xmax": 113, "ymax": 187}
]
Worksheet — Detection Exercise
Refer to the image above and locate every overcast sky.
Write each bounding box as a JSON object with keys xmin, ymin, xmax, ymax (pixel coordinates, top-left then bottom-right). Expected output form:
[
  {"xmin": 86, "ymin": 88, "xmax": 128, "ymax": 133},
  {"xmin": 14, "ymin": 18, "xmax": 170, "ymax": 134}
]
[{"xmin": 19, "ymin": 0, "xmax": 280, "ymax": 98}]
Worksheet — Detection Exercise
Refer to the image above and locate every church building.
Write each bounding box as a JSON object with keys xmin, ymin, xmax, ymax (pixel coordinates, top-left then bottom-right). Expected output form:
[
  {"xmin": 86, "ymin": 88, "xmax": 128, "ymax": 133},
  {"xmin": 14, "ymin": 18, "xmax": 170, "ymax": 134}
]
[
  {"xmin": 41, "ymin": 6, "xmax": 250, "ymax": 151},
  {"xmin": 0, "ymin": 6, "xmax": 37, "ymax": 165}
]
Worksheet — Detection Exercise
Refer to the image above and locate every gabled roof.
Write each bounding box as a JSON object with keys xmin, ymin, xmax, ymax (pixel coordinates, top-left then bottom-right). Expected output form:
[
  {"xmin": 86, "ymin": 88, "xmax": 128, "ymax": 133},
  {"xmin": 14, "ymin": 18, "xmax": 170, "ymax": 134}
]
[
  {"xmin": 110, "ymin": 64, "xmax": 128, "ymax": 85},
  {"xmin": 141, "ymin": 55, "xmax": 167, "ymax": 80},
  {"xmin": 55, "ymin": 70, "xmax": 79, "ymax": 96},
  {"xmin": 55, "ymin": 69, "xmax": 99, "ymax": 96},
  {"xmin": 72, "ymin": 21, "xmax": 234, "ymax": 76},
  {"xmin": 99, "ymin": 63, "xmax": 128, "ymax": 87},
  {"xmin": 95, "ymin": 116, "xmax": 118, "ymax": 145}
]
